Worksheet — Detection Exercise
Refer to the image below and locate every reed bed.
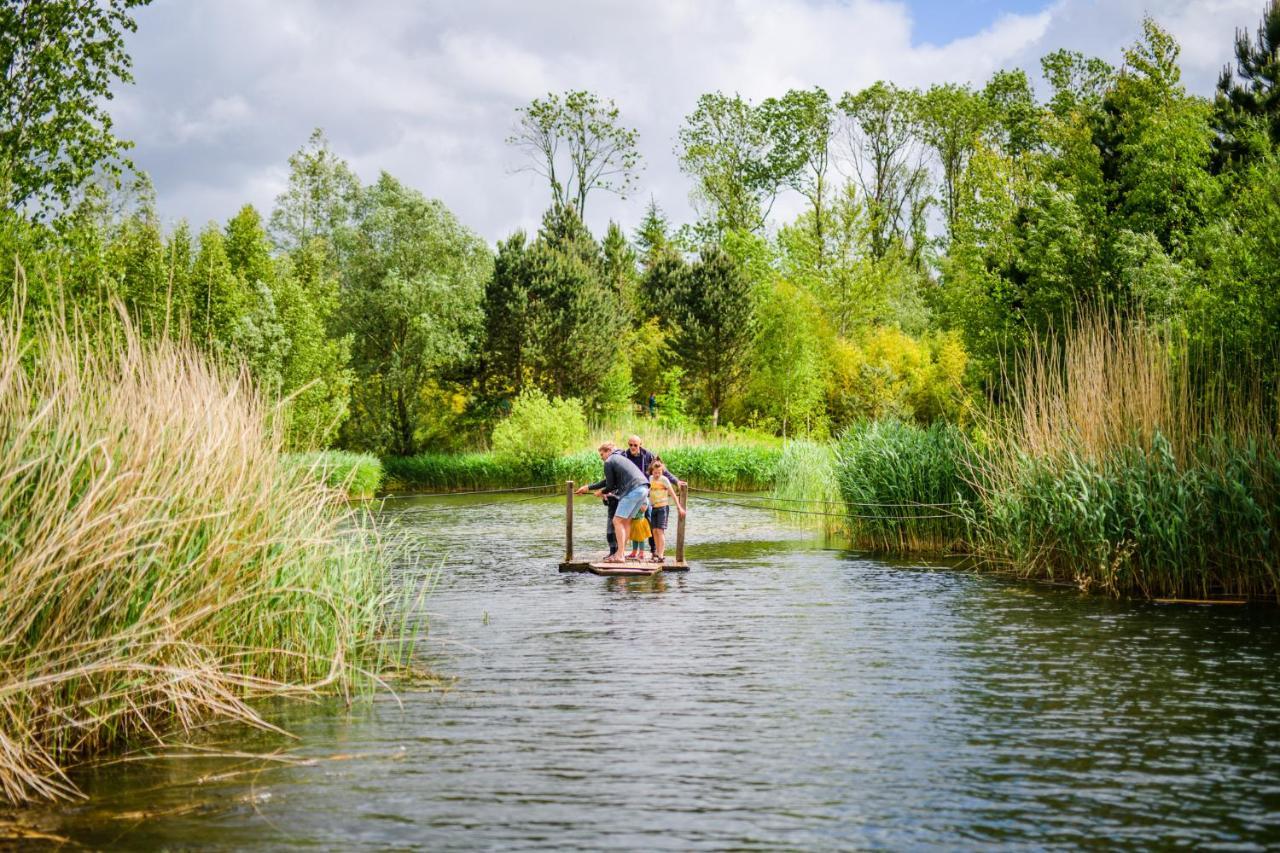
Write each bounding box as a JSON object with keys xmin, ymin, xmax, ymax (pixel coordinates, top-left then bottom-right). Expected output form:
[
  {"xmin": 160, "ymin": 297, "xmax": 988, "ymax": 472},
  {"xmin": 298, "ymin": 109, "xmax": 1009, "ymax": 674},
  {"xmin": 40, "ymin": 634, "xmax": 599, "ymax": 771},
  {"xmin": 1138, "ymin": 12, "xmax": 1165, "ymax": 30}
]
[
  {"xmin": 0, "ymin": 299, "xmax": 397, "ymax": 804},
  {"xmin": 769, "ymin": 440, "xmax": 845, "ymax": 534},
  {"xmin": 385, "ymin": 444, "xmax": 780, "ymax": 492},
  {"xmin": 834, "ymin": 421, "xmax": 977, "ymax": 553},
  {"xmin": 974, "ymin": 312, "xmax": 1280, "ymax": 599},
  {"xmin": 285, "ymin": 450, "xmax": 384, "ymax": 499}
]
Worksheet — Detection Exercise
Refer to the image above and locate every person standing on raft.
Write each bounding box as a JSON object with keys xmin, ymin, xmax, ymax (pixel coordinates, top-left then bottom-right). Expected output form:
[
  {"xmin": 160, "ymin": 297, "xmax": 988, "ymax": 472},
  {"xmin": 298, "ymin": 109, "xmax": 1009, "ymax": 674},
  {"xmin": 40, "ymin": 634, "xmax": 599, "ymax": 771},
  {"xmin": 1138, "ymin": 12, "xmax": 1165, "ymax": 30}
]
[{"xmin": 577, "ymin": 441, "xmax": 649, "ymax": 563}]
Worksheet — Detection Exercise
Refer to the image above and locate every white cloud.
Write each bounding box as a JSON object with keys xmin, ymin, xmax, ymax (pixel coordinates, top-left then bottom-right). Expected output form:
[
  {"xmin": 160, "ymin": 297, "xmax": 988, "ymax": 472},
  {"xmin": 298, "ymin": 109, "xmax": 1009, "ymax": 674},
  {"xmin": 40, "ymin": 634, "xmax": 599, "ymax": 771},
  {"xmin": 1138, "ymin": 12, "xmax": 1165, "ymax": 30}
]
[{"xmin": 113, "ymin": 0, "xmax": 1262, "ymax": 244}]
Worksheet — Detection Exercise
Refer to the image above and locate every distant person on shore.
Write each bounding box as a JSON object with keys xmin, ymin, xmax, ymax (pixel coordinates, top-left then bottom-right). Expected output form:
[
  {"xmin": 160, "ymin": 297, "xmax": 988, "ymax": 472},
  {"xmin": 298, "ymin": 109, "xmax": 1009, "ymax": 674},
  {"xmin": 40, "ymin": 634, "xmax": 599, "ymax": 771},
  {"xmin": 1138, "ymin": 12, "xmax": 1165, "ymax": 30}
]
[
  {"xmin": 648, "ymin": 391, "xmax": 656, "ymax": 418},
  {"xmin": 577, "ymin": 441, "xmax": 650, "ymax": 562},
  {"xmin": 647, "ymin": 458, "xmax": 685, "ymax": 562}
]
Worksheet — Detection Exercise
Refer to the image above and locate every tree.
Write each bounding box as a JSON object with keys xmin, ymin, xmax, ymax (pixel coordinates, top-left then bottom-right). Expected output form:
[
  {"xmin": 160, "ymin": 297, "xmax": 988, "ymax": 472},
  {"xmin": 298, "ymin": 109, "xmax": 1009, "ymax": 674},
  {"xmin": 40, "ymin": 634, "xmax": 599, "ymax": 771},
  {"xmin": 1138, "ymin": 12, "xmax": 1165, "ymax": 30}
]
[
  {"xmin": 748, "ymin": 277, "xmax": 829, "ymax": 436},
  {"xmin": 917, "ymin": 83, "xmax": 991, "ymax": 237},
  {"xmin": 633, "ymin": 197, "xmax": 672, "ymax": 269},
  {"xmin": 1213, "ymin": 0, "xmax": 1280, "ymax": 170},
  {"xmin": 983, "ymin": 69, "xmax": 1042, "ymax": 158},
  {"xmin": 507, "ymin": 90, "xmax": 641, "ymax": 218},
  {"xmin": 760, "ymin": 87, "xmax": 836, "ymax": 256},
  {"xmin": 676, "ymin": 92, "xmax": 786, "ymax": 234},
  {"xmin": 521, "ymin": 205, "xmax": 627, "ymax": 401},
  {"xmin": 0, "ymin": 0, "xmax": 152, "ymax": 216},
  {"xmin": 837, "ymin": 82, "xmax": 929, "ymax": 262},
  {"xmin": 668, "ymin": 246, "xmax": 754, "ymax": 425},
  {"xmin": 269, "ymin": 128, "xmax": 360, "ymax": 256},
  {"xmin": 340, "ymin": 174, "xmax": 491, "ymax": 456}
]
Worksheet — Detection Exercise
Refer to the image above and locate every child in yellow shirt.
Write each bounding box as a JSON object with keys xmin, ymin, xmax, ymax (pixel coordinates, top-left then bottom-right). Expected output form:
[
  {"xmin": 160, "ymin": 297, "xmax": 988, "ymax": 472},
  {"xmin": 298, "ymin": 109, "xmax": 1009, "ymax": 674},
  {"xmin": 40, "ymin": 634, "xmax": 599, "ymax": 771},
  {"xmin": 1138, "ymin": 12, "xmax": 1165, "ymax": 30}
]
[{"xmin": 646, "ymin": 458, "xmax": 685, "ymax": 562}]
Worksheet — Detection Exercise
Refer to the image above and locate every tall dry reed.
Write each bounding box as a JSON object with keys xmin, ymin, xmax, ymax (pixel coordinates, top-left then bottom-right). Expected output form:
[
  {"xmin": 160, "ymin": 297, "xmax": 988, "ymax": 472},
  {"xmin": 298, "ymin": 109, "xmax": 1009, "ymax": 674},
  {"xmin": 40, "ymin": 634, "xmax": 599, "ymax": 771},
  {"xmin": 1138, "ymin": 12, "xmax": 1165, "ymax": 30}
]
[
  {"xmin": 0, "ymin": 291, "xmax": 396, "ymax": 803},
  {"xmin": 976, "ymin": 311, "xmax": 1280, "ymax": 599}
]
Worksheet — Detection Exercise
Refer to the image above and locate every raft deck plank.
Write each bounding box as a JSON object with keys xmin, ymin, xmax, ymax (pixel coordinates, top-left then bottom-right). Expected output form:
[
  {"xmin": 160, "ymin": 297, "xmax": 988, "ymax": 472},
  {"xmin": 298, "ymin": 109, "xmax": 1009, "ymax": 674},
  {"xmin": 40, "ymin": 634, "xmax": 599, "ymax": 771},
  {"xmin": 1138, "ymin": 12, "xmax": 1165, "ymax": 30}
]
[{"xmin": 559, "ymin": 553, "xmax": 689, "ymax": 573}]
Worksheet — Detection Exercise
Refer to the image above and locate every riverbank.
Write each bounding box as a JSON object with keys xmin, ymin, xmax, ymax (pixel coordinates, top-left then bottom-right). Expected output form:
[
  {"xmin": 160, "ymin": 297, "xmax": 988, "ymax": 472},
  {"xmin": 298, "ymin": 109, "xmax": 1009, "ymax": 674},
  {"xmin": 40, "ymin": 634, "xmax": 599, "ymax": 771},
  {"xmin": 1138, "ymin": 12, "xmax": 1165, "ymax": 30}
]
[
  {"xmin": 383, "ymin": 444, "xmax": 781, "ymax": 492},
  {"xmin": 767, "ymin": 317, "xmax": 1280, "ymax": 602},
  {"xmin": 0, "ymin": 308, "xmax": 402, "ymax": 804}
]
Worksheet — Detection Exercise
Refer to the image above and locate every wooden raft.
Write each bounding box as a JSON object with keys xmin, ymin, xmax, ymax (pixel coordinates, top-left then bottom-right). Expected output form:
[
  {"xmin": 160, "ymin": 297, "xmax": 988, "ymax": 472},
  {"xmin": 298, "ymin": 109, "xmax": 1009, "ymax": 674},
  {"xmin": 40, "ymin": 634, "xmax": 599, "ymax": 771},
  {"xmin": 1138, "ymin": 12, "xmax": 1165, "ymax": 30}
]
[{"xmin": 557, "ymin": 480, "xmax": 691, "ymax": 575}]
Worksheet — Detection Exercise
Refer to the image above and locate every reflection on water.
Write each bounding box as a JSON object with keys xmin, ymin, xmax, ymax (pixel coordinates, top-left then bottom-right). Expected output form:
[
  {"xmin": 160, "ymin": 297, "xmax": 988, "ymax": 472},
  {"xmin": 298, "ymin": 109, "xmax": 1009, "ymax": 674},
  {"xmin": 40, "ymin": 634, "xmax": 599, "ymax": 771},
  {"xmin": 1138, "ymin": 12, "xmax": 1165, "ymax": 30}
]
[{"xmin": 13, "ymin": 494, "xmax": 1280, "ymax": 849}]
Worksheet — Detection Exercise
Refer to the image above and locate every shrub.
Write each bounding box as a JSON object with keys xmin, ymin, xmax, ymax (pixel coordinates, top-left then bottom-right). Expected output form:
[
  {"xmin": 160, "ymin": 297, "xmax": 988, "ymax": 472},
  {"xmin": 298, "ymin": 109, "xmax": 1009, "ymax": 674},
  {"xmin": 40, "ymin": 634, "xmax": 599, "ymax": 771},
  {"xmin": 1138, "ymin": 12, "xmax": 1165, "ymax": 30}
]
[{"xmin": 490, "ymin": 389, "xmax": 588, "ymax": 465}]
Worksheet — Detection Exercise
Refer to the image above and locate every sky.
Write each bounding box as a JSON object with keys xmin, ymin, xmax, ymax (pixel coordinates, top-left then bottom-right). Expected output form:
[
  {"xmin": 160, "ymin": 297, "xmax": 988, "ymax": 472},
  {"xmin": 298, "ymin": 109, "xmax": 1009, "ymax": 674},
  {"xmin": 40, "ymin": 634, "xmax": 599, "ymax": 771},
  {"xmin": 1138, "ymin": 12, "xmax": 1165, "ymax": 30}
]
[{"xmin": 112, "ymin": 0, "xmax": 1261, "ymax": 244}]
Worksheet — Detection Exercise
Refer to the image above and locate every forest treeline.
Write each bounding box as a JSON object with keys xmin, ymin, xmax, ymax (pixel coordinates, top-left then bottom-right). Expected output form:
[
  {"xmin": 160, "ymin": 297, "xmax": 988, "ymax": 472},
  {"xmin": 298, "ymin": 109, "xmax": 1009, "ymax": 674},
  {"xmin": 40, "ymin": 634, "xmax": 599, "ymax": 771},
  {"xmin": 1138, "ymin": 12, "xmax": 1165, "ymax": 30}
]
[{"xmin": 5, "ymin": 3, "xmax": 1280, "ymax": 457}]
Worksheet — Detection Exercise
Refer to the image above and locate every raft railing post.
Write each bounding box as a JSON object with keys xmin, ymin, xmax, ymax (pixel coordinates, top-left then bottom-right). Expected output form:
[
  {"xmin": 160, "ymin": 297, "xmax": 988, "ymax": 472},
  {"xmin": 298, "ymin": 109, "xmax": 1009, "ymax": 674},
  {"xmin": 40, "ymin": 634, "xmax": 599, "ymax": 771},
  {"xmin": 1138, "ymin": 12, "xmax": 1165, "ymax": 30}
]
[
  {"xmin": 676, "ymin": 482, "xmax": 688, "ymax": 564},
  {"xmin": 565, "ymin": 481, "xmax": 574, "ymax": 563}
]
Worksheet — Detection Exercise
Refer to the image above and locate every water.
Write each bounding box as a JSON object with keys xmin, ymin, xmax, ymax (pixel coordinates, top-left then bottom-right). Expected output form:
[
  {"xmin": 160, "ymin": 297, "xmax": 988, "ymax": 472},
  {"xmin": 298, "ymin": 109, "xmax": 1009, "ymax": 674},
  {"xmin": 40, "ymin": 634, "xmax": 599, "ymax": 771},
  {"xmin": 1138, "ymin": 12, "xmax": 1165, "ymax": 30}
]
[{"xmin": 13, "ymin": 494, "xmax": 1280, "ymax": 849}]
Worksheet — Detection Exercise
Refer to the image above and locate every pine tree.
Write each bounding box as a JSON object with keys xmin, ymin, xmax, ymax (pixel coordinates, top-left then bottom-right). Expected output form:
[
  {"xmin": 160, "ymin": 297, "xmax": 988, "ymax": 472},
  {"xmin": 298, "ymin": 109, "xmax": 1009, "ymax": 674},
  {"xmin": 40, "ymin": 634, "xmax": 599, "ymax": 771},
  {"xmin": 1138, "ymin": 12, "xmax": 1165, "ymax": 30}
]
[{"xmin": 1213, "ymin": 0, "xmax": 1280, "ymax": 169}]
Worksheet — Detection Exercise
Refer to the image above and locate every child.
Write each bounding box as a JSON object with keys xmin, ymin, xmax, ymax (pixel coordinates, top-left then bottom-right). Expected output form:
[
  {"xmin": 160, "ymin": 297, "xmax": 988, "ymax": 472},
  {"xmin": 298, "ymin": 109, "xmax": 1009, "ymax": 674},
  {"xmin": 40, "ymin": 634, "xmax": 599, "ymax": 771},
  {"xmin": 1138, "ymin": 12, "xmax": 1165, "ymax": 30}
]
[
  {"xmin": 625, "ymin": 513, "xmax": 652, "ymax": 561},
  {"xmin": 647, "ymin": 458, "xmax": 685, "ymax": 562}
]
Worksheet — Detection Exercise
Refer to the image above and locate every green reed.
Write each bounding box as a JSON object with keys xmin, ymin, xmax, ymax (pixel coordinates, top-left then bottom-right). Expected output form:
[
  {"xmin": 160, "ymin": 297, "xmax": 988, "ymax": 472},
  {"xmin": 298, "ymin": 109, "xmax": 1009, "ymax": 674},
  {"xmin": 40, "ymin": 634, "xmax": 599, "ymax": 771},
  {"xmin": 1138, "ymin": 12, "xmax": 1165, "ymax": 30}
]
[
  {"xmin": 0, "ymin": 301, "xmax": 403, "ymax": 804},
  {"xmin": 834, "ymin": 420, "xmax": 977, "ymax": 553},
  {"xmin": 285, "ymin": 450, "xmax": 384, "ymax": 499}
]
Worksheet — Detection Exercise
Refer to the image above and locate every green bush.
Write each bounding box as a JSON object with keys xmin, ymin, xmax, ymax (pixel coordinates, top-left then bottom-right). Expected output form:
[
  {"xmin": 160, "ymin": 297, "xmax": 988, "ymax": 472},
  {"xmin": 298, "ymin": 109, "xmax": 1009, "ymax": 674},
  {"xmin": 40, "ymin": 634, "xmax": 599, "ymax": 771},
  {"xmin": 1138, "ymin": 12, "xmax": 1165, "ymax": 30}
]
[{"xmin": 491, "ymin": 389, "xmax": 587, "ymax": 465}]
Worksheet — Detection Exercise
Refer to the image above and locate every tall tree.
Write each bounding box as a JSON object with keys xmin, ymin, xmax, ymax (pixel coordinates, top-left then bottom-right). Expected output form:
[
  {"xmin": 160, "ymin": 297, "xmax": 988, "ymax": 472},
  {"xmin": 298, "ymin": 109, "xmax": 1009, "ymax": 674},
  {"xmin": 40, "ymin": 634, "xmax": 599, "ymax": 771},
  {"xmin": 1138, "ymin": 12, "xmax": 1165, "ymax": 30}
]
[
  {"xmin": 0, "ymin": 0, "xmax": 152, "ymax": 216},
  {"xmin": 1213, "ymin": 0, "xmax": 1280, "ymax": 170},
  {"xmin": 760, "ymin": 87, "xmax": 836, "ymax": 256},
  {"xmin": 676, "ymin": 92, "xmax": 785, "ymax": 234},
  {"xmin": 341, "ymin": 174, "xmax": 491, "ymax": 456},
  {"xmin": 507, "ymin": 90, "xmax": 641, "ymax": 218},
  {"xmin": 269, "ymin": 128, "xmax": 360, "ymax": 256},
  {"xmin": 668, "ymin": 246, "xmax": 754, "ymax": 425},
  {"xmin": 838, "ymin": 82, "xmax": 929, "ymax": 261},
  {"xmin": 917, "ymin": 83, "xmax": 991, "ymax": 237}
]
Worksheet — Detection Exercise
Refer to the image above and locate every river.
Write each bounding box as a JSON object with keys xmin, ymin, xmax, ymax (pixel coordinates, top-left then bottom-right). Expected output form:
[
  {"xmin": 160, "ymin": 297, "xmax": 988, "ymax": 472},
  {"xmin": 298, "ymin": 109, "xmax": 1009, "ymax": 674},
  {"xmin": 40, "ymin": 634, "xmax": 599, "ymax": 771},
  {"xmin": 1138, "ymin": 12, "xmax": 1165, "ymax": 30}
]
[{"xmin": 15, "ymin": 493, "xmax": 1280, "ymax": 849}]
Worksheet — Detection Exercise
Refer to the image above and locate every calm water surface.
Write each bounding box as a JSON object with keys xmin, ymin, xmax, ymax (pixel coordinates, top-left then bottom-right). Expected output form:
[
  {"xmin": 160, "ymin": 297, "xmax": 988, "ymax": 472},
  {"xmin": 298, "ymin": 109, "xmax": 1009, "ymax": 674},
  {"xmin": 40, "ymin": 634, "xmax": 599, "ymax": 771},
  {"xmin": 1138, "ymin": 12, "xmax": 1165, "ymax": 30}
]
[{"xmin": 19, "ymin": 494, "xmax": 1280, "ymax": 849}]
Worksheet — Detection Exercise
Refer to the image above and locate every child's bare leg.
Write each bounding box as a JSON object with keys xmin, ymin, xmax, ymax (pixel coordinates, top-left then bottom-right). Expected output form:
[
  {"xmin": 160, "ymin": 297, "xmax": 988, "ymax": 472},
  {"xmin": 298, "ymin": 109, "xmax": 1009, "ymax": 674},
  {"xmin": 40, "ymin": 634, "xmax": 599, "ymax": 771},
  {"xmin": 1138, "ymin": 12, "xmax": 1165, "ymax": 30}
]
[{"xmin": 653, "ymin": 528, "xmax": 666, "ymax": 558}]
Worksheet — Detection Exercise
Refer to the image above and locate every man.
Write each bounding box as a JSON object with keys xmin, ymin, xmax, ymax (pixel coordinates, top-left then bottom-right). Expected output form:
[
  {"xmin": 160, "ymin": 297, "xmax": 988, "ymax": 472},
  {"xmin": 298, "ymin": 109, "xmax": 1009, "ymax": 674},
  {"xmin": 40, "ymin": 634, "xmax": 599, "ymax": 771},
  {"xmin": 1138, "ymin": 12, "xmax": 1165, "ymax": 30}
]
[
  {"xmin": 620, "ymin": 435, "xmax": 684, "ymax": 554},
  {"xmin": 576, "ymin": 441, "xmax": 649, "ymax": 562}
]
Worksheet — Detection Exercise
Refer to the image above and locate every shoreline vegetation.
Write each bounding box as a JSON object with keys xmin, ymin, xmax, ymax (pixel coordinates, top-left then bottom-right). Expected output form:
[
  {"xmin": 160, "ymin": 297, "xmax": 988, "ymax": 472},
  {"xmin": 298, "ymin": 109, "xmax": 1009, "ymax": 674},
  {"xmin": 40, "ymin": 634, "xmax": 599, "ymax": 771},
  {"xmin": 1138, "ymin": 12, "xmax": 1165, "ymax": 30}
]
[
  {"xmin": 0, "ymin": 300, "xmax": 404, "ymax": 803},
  {"xmin": 769, "ymin": 315, "xmax": 1280, "ymax": 602}
]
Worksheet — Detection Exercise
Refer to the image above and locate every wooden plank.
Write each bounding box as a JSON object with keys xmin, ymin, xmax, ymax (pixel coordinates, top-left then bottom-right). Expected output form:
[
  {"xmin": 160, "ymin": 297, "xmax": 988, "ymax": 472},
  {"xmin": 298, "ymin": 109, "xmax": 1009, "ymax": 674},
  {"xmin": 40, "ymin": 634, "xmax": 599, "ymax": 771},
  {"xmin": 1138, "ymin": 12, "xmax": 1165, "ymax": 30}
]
[
  {"xmin": 564, "ymin": 480, "xmax": 574, "ymax": 564},
  {"xmin": 588, "ymin": 561, "xmax": 663, "ymax": 577},
  {"xmin": 559, "ymin": 553, "xmax": 689, "ymax": 573}
]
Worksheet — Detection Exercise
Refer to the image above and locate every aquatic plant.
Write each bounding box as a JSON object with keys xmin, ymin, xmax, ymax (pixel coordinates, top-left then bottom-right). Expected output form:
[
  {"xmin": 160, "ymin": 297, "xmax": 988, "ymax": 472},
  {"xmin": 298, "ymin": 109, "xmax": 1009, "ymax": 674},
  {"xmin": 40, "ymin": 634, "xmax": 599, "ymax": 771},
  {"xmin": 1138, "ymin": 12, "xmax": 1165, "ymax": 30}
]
[
  {"xmin": 834, "ymin": 420, "xmax": 977, "ymax": 553},
  {"xmin": 769, "ymin": 440, "xmax": 845, "ymax": 534},
  {"xmin": 385, "ymin": 444, "xmax": 780, "ymax": 491},
  {"xmin": 285, "ymin": 450, "xmax": 384, "ymax": 499},
  {"xmin": 0, "ymin": 298, "xmax": 399, "ymax": 803},
  {"xmin": 974, "ymin": 311, "xmax": 1280, "ymax": 599}
]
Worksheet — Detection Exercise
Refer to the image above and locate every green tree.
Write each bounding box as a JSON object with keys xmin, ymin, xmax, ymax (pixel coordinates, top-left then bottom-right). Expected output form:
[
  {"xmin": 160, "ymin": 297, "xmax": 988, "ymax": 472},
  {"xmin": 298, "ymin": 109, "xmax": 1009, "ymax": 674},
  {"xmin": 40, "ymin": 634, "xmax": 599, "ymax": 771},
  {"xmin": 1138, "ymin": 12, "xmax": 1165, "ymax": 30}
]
[
  {"xmin": 508, "ymin": 90, "xmax": 641, "ymax": 218},
  {"xmin": 760, "ymin": 87, "xmax": 836, "ymax": 256},
  {"xmin": 668, "ymin": 246, "xmax": 754, "ymax": 425},
  {"xmin": 837, "ymin": 82, "xmax": 929, "ymax": 262},
  {"xmin": 917, "ymin": 83, "xmax": 991, "ymax": 237},
  {"xmin": 1213, "ymin": 0, "xmax": 1280, "ymax": 170},
  {"xmin": 341, "ymin": 173, "xmax": 491, "ymax": 455},
  {"xmin": 676, "ymin": 92, "xmax": 785, "ymax": 234},
  {"xmin": 747, "ymin": 277, "xmax": 829, "ymax": 436},
  {"xmin": 269, "ymin": 128, "xmax": 361, "ymax": 256},
  {"xmin": 0, "ymin": 0, "xmax": 152, "ymax": 216}
]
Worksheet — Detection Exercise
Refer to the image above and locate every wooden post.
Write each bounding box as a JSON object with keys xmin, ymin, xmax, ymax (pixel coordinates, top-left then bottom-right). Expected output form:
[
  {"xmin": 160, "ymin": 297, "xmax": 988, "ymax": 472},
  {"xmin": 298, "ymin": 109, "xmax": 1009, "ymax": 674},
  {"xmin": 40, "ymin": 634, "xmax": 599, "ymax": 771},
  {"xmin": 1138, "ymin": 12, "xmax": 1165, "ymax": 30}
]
[
  {"xmin": 675, "ymin": 482, "xmax": 688, "ymax": 564},
  {"xmin": 565, "ymin": 481, "xmax": 574, "ymax": 563}
]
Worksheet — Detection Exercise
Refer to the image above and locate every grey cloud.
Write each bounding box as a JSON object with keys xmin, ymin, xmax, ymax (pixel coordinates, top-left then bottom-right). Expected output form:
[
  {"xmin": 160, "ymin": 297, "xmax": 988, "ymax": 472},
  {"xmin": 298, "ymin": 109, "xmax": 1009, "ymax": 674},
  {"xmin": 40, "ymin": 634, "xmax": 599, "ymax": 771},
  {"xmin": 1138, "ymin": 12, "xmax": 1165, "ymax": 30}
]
[{"xmin": 114, "ymin": 0, "xmax": 1261, "ymax": 244}]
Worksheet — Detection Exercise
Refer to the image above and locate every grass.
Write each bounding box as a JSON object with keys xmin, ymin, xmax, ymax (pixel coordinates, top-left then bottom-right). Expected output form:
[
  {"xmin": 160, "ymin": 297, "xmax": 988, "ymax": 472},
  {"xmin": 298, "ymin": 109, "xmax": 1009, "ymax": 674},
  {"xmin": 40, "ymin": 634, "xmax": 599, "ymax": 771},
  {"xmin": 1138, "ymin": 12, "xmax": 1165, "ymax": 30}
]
[
  {"xmin": 972, "ymin": 311, "xmax": 1280, "ymax": 599},
  {"xmin": 0, "ymin": 297, "xmax": 401, "ymax": 804},
  {"xmin": 834, "ymin": 421, "xmax": 977, "ymax": 553},
  {"xmin": 285, "ymin": 451, "xmax": 384, "ymax": 499},
  {"xmin": 385, "ymin": 444, "xmax": 781, "ymax": 492}
]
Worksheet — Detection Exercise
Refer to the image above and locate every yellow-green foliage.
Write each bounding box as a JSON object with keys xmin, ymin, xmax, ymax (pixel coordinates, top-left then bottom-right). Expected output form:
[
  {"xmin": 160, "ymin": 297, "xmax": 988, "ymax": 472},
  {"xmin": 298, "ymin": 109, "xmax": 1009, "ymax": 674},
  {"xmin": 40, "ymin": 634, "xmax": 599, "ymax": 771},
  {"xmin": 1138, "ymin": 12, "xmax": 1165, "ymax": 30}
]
[
  {"xmin": 827, "ymin": 327, "xmax": 971, "ymax": 428},
  {"xmin": 0, "ymin": 301, "xmax": 396, "ymax": 803},
  {"xmin": 491, "ymin": 388, "xmax": 588, "ymax": 464}
]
